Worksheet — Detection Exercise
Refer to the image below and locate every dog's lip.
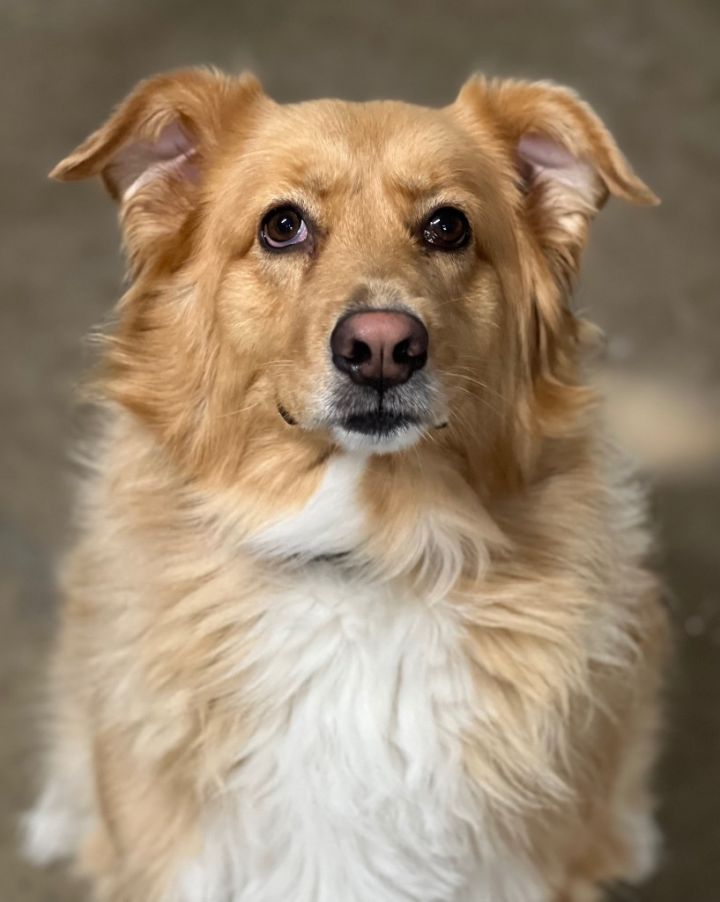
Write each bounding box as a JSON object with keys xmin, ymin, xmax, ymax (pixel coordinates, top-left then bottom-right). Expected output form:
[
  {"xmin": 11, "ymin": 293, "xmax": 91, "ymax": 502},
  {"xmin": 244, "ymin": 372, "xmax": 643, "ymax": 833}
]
[
  {"xmin": 338, "ymin": 410, "xmax": 420, "ymax": 436},
  {"xmin": 277, "ymin": 402, "xmax": 447, "ymax": 435},
  {"xmin": 277, "ymin": 403, "xmax": 297, "ymax": 426},
  {"xmin": 276, "ymin": 402, "xmax": 419, "ymax": 435}
]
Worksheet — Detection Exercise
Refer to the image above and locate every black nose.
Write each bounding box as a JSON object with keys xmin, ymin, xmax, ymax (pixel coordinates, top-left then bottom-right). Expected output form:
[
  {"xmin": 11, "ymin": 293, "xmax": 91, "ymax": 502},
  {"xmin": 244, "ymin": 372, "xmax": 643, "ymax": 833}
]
[{"xmin": 330, "ymin": 310, "xmax": 428, "ymax": 390}]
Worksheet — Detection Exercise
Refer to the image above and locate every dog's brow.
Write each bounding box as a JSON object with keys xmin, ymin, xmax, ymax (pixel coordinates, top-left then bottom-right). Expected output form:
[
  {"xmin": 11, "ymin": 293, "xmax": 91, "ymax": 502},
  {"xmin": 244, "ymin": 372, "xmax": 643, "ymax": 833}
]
[
  {"xmin": 270, "ymin": 173, "xmax": 352, "ymax": 204},
  {"xmin": 385, "ymin": 173, "xmax": 448, "ymax": 201},
  {"xmin": 297, "ymin": 173, "xmax": 336, "ymax": 199}
]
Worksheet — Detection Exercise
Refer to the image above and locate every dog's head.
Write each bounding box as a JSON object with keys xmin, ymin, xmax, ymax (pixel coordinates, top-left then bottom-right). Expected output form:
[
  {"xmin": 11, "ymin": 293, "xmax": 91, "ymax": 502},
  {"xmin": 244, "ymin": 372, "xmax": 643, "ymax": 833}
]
[{"xmin": 54, "ymin": 69, "xmax": 655, "ymax": 526}]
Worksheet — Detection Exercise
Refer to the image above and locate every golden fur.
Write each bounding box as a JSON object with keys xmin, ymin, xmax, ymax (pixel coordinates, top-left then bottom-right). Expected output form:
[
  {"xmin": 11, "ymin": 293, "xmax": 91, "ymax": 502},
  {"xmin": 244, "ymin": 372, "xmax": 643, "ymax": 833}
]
[{"xmin": 28, "ymin": 69, "xmax": 668, "ymax": 901}]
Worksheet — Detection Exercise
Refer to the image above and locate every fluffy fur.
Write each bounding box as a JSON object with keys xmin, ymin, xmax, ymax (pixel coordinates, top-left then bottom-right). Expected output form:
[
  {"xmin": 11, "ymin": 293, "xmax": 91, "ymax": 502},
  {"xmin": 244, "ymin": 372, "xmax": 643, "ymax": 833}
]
[{"xmin": 24, "ymin": 68, "xmax": 668, "ymax": 902}]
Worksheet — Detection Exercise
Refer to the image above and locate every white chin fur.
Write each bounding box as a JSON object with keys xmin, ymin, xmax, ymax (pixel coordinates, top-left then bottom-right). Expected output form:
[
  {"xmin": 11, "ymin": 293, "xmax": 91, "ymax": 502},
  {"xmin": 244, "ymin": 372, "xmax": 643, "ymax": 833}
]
[{"xmin": 332, "ymin": 422, "xmax": 425, "ymax": 454}]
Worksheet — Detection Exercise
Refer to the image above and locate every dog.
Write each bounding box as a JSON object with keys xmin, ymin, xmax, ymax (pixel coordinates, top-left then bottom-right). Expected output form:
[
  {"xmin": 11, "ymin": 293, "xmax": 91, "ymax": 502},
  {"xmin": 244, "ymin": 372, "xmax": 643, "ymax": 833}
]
[{"xmin": 24, "ymin": 68, "xmax": 668, "ymax": 902}]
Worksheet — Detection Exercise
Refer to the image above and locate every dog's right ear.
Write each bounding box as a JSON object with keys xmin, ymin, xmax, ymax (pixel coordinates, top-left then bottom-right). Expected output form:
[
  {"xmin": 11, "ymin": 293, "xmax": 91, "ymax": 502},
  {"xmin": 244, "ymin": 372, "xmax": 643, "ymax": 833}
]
[{"xmin": 51, "ymin": 68, "xmax": 265, "ymax": 267}]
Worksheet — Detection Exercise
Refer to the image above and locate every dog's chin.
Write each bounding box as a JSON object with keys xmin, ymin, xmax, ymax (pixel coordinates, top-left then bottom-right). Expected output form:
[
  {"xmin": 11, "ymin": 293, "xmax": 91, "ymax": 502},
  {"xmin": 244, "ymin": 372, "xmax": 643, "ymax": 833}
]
[{"xmin": 331, "ymin": 413, "xmax": 426, "ymax": 454}]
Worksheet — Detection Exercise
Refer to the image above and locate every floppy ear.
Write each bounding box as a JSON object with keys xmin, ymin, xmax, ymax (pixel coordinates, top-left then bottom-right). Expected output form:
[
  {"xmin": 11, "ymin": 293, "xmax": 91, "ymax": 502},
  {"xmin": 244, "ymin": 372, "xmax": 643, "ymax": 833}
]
[
  {"xmin": 454, "ymin": 77, "xmax": 657, "ymax": 279},
  {"xmin": 453, "ymin": 77, "xmax": 658, "ymax": 389},
  {"xmin": 51, "ymin": 68, "xmax": 265, "ymax": 269}
]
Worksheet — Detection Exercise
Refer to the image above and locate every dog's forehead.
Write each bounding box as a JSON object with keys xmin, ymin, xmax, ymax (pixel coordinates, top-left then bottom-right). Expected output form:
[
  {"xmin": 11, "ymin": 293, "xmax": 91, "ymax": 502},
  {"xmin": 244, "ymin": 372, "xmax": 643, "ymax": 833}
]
[{"xmin": 227, "ymin": 98, "xmax": 490, "ymax": 197}]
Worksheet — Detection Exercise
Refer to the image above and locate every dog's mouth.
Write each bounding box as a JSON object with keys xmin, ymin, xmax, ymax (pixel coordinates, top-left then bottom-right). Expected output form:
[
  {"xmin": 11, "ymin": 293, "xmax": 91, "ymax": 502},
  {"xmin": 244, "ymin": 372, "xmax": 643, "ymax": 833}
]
[
  {"xmin": 277, "ymin": 401, "xmax": 423, "ymax": 438},
  {"xmin": 341, "ymin": 409, "xmax": 419, "ymax": 437},
  {"xmin": 277, "ymin": 373, "xmax": 446, "ymax": 453},
  {"xmin": 331, "ymin": 403, "xmax": 429, "ymax": 453}
]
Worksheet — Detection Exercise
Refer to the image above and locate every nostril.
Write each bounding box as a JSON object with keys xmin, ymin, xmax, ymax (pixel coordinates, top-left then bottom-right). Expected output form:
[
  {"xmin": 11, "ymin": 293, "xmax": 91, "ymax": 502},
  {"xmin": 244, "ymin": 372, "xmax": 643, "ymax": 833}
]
[
  {"xmin": 393, "ymin": 337, "xmax": 426, "ymax": 366},
  {"xmin": 350, "ymin": 339, "xmax": 372, "ymax": 365},
  {"xmin": 393, "ymin": 328, "xmax": 428, "ymax": 374},
  {"xmin": 393, "ymin": 338, "xmax": 411, "ymax": 364},
  {"xmin": 332, "ymin": 338, "xmax": 372, "ymax": 377},
  {"xmin": 394, "ymin": 344, "xmax": 427, "ymax": 374}
]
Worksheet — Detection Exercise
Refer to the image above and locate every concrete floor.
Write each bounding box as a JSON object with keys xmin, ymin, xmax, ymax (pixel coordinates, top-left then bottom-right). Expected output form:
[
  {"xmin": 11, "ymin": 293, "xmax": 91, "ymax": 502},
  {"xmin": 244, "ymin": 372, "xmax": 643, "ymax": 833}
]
[{"xmin": 1, "ymin": 0, "xmax": 719, "ymax": 899}]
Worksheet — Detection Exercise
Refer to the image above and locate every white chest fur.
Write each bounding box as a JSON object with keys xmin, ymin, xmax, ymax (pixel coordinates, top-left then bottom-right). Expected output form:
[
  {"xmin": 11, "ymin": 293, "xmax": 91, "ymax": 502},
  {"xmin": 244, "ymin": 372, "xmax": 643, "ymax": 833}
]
[
  {"xmin": 174, "ymin": 455, "xmax": 548, "ymax": 902},
  {"xmin": 246, "ymin": 453, "xmax": 368, "ymax": 560},
  {"xmin": 174, "ymin": 577, "xmax": 547, "ymax": 902}
]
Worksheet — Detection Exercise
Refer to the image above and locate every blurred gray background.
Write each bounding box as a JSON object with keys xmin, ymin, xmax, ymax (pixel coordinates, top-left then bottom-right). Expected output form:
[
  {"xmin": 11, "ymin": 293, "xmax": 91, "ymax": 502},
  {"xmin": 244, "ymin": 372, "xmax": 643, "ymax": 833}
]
[{"xmin": 1, "ymin": 0, "xmax": 718, "ymax": 899}]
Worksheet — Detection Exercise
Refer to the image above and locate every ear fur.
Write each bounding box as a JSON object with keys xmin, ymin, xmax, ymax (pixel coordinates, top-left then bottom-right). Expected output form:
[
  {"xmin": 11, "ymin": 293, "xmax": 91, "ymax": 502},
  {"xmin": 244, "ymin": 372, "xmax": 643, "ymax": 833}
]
[
  {"xmin": 452, "ymin": 77, "xmax": 658, "ymax": 412},
  {"xmin": 455, "ymin": 77, "xmax": 658, "ymax": 210},
  {"xmin": 51, "ymin": 68, "xmax": 265, "ymax": 268}
]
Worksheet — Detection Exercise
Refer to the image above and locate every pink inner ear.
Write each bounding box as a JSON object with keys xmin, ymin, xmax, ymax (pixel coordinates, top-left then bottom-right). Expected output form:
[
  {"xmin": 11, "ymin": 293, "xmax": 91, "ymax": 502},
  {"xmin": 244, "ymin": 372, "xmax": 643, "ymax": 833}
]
[
  {"xmin": 517, "ymin": 133, "xmax": 597, "ymax": 198},
  {"xmin": 106, "ymin": 121, "xmax": 199, "ymax": 201}
]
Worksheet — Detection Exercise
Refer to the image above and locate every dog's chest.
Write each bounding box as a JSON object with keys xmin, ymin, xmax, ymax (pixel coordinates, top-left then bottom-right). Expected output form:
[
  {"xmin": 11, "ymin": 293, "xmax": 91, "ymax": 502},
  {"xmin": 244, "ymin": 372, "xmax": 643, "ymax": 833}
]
[
  {"xmin": 239, "ymin": 460, "xmax": 476, "ymax": 894},
  {"xmin": 230, "ymin": 576, "xmax": 477, "ymax": 899},
  {"xmin": 177, "ymin": 459, "xmax": 547, "ymax": 901},
  {"xmin": 246, "ymin": 453, "xmax": 368, "ymax": 560},
  {"xmin": 177, "ymin": 573, "xmax": 546, "ymax": 902}
]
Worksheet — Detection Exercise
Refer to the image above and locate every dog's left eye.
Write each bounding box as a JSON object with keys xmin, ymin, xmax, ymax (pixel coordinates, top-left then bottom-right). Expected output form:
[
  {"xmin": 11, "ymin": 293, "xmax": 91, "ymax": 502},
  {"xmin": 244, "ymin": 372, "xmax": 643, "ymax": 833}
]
[
  {"xmin": 260, "ymin": 206, "xmax": 309, "ymax": 250},
  {"xmin": 422, "ymin": 207, "xmax": 471, "ymax": 251}
]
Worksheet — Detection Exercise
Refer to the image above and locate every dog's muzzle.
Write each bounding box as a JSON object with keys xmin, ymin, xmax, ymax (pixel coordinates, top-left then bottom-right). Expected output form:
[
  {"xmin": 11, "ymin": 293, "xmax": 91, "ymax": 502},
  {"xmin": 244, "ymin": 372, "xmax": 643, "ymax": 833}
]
[{"xmin": 325, "ymin": 308, "xmax": 440, "ymax": 451}]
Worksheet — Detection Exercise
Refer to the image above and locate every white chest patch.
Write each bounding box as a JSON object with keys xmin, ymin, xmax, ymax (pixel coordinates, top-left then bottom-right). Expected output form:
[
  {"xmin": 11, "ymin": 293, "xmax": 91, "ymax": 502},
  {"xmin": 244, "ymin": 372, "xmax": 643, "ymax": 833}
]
[
  {"xmin": 172, "ymin": 570, "xmax": 549, "ymax": 902},
  {"xmin": 246, "ymin": 453, "xmax": 367, "ymax": 561}
]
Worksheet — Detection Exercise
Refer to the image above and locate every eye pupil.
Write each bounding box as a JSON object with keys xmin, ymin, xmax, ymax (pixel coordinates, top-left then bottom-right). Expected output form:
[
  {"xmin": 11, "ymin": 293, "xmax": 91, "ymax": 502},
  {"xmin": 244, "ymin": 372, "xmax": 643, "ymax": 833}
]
[
  {"xmin": 276, "ymin": 213, "xmax": 298, "ymax": 236},
  {"xmin": 423, "ymin": 207, "xmax": 470, "ymax": 250},
  {"xmin": 261, "ymin": 206, "xmax": 309, "ymax": 250}
]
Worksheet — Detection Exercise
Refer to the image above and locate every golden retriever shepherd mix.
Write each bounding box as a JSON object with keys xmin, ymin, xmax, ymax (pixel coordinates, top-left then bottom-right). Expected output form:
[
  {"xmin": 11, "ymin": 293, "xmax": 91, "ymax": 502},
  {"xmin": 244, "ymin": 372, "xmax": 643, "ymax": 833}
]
[{"xmin": 24, "ymin": 69, "xmax": 668, "ymax": 902}]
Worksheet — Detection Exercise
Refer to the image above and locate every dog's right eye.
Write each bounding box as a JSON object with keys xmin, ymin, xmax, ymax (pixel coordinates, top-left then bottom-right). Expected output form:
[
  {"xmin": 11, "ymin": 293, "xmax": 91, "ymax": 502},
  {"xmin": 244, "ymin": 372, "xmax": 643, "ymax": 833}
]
[
  {"xmin": 260, "ymin": 206, "xmax": 309, "ymax": 251},
  {"xmin": 422, "ymin": 207, "xmax": 471, "ymax": 251}
]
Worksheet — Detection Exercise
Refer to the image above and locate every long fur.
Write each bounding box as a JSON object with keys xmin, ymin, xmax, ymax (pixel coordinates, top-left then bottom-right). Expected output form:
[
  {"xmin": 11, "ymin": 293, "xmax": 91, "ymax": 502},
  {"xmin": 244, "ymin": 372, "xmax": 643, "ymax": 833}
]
[{"xmin": 24, "ymin": 69, "xmax": 668, "ymax": 902}]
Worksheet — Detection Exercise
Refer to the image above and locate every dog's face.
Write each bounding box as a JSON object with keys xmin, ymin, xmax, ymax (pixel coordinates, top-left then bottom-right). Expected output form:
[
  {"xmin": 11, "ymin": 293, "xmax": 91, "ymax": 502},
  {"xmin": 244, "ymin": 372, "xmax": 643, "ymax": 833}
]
[
  {"xmin": 54, "ymin": 70, "xmax": 655, "ymax": 498},
  {"xmin": 204, "ymin": 97, "xmax": 525, "ymax": 456}
]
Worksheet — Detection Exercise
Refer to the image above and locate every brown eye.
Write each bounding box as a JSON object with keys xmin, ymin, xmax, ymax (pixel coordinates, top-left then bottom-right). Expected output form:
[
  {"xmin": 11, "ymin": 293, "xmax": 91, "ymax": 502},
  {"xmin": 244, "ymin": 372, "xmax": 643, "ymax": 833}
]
[
  {"xmin": 260, "ymin": 206, "xmax": 309, "ymax": 250},
  {"xmin": 422, "ymin": 207, "xmax": 471, "ymax": 251}
]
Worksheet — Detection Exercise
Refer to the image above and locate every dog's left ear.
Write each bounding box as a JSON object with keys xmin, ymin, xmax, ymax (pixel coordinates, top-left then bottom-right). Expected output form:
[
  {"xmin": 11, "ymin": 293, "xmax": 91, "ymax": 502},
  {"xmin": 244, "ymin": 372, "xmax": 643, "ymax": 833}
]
[
  {"xmin": 453, "ymin": 77, "xmax": 658, "ymax": 390},
  {"xmin": 453, "ymin": 76, "xmax": 658, "ymax": 279}
]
